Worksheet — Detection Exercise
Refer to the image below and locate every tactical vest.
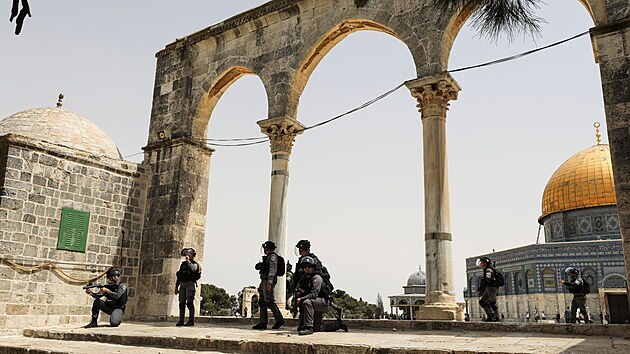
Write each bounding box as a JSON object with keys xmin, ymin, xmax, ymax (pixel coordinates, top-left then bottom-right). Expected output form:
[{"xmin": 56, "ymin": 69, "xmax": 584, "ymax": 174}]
[
  {"xmin": 301, "ymin": 274, "xmax": 330, "ymax": 300},
  {"xmin": 105, "ymin": 283, "xmax": 128, "ymax": 310},
  {"xmin": 177, "ymin": 261, "xmax": 201, "ymax": 282}
]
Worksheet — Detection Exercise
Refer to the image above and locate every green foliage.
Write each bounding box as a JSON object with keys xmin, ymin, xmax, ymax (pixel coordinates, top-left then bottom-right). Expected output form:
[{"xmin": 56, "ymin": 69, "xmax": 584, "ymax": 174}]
[
  {"xmin": 325, "ymin": 289, "xmax": 379, "ymax": 319},
  {"xmin": 200, "ymin": 284, "xmax": 237, "ymax": 316},
  {"xmin": 432, "ymin": 0, "xmax": 543, "ymax": 42}
]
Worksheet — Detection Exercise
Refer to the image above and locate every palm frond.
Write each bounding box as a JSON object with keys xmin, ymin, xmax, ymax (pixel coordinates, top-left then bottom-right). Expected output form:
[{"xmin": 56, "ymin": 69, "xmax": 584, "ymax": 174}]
[{"xmin": 432, "ymin": 0, "xmax": 544, "ymax": 42}]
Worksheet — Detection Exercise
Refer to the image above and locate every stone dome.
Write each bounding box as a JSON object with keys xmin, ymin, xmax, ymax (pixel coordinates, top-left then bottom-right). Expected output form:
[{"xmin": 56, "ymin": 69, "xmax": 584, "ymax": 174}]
[
  {"xmin": 0, "ymin": 107, "xmax": 121, "ymax": 159},
  {"xmin": 406, "ymin": 267, "xmax": 426, "ymax": 286},
  {"xmin": 539, "ymin": 144, "xmax": 615, "ymax": 221}
]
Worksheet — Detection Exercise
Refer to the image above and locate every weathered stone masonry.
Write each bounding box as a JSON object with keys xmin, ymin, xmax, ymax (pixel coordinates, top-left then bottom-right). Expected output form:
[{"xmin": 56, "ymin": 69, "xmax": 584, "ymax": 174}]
[{"xmin": 0, "ymin": 134, "xmax": 148, "ymax": 331}]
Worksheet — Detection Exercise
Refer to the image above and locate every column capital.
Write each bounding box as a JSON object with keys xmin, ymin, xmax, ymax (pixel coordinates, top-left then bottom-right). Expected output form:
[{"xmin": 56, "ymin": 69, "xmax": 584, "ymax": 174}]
[
  {"xmin": 257, "ymin": 116, "xmax": 305, "ymax": 154},
  {"xmin": 405, "ymin": 72, "xmax": 461, "ymax": 120}
]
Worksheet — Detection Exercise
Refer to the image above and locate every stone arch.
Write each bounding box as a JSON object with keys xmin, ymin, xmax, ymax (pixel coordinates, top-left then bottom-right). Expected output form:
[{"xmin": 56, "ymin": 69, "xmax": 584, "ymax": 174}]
[
  {"xmin": 191, "ymin": 66, "xmax": 265, "ymax": 140},
  {"xmin": 582, "ymin": 267, "xmax": 598, "ymax": 291},
  {"xmin": 468, "ymin": 277, "xmax": 476, "ymax": 296},
  {"xmin": 601, "ymin": 273, "xmax": 627, "ymax": 288},
  {"xmin": 439, "ymin": 0, "xmax": 602, "ymax": 70},
  {"xmin": 287, "ymin": 19, "xmax": 415, "ymax": 118}
]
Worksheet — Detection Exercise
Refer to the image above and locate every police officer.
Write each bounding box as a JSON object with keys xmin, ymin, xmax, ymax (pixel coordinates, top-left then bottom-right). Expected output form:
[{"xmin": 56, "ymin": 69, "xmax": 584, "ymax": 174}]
[
  {"xmin": 476, "ymin": 257, "xmax": 499, "ymax": 322},
  {"xmin": 175, "ymin": 248, "xmax": 200, "ymax": 326},
  {"xmin": 253, "ymin": 241, "xmax": 284, "ymax": 330},
  {"xmin": 560, "ymin": 267, "xmax": 589, "ymax": 323},
  {"xmin": 296, "ymin": 256, "xmax": 329, "ymax": 335},
  {"xmin": 84, "ymin": 268, "xmax": 127, "ymax": 328}
]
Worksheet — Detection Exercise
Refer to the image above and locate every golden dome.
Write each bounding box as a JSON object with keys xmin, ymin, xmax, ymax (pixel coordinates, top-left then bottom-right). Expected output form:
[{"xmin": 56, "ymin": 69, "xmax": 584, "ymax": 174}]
[{"xmin": 540, "ymin": 144, "xmax": 616, "ymax": 221}]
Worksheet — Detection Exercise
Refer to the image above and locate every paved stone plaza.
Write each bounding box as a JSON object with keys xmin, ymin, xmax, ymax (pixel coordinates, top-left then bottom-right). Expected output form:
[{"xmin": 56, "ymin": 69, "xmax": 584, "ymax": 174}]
[{"xmin": 0, "ymin": 321, "xmax": 627, "ymax": 353}]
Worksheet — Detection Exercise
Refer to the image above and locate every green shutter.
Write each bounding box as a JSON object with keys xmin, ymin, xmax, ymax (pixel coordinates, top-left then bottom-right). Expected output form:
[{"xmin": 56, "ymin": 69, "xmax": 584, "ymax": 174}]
[{"xmin": 56, "ymin": 208, "xmax": 90, "ymax": 252}]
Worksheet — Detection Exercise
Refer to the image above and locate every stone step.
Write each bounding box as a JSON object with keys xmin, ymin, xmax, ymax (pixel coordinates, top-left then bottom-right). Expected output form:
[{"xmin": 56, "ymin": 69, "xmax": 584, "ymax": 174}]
[
  {"xmin": 0, "ymin": 335, "xmax": 233, "ymax": 354},
  {"xmin": 21, "ymin": 321, "xmax": 630, "ymax": 354}
]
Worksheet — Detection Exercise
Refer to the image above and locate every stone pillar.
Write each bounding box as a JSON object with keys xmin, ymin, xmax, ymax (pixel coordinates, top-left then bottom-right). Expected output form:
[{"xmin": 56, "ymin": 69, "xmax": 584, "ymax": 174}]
[
  {"xmin": 257, "ymin": 116, "xmax": 305, "ymax": 311},
  {"xmin": 406, "ymin": 73, "xmax": 463, "ymax": 320},
  {"xmin": 591, "ymin": 19, "xmax": 630, "ymax": 312},
  {"xmin": 134, "ymin": 137, "xmax": 213, "ymax": 318}
]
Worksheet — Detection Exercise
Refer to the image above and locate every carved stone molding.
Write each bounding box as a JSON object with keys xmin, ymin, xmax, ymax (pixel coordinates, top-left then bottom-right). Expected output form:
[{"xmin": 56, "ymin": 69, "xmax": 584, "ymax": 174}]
[
  {"xmin": 406, "ymin": 73, "xmax": 461, "ymax": 120},
  {"xmin": 257, "ymin": 117, "xmax": 305, "ymax": 154}
]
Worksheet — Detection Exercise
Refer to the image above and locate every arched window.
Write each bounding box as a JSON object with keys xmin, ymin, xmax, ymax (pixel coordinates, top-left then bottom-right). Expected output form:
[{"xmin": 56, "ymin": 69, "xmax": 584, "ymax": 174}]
[
  {"xmin": 469, "ymin": 277, "xmax": 476, "ymax": 296},
  {"xmin": 525, "ymin": 270, "xmax": 535, "ymax": 294},
  {"xmin": 542, "ymin": 268, "xmax": 556, "ymax": 292},
  {"xmin": 582, "ymin": 268, "xmax": 597, "ymax": 292},
  {"xmin": 398, "ymin": 299, "xmax": 408, "ymax": 305},
  {"xmin": 514, "ymin": 272, "xmax": 523, "ymax": 295},
  {"xmin": 503, "ymin": 272, "xmax": 511, "ymax": 295}
]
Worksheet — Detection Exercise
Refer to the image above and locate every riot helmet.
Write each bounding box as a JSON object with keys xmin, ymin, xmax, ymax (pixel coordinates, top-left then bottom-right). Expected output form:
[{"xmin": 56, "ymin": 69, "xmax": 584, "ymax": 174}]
[
  {"xmin": 261, "ymin": 241, "xmax": 276, "ymax": 251},
  {"xmin": 476, "ymin": 257, "xmax": 491, "ymax": 267},
  {"xmin": 294, "ymin": 239, "xmax": 311, "ymax": 256},
  {"xmin": 564, "ymin": 267, "xmax": 579, "ymax": 276},
  {"xmin": 181, "ymin": 248, "xmax": 196, "ymax": 257},
  {"xmin": 106, "ymin": 268, "xmax": 121, "ymax": 278},
  {"xmin": 300, "ymin": 256, "xmax": 316, "ymax": 269}
]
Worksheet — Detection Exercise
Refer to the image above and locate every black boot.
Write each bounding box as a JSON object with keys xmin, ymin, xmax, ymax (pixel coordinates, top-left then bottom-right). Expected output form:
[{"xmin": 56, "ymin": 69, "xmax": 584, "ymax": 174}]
[
  {"xmin": 84, "ymin": 320, "xmax": 98, "ymax": 329},
  {"xmin": 272, "ymin": 319, "xmax": 285, "ymax": 329},
  {"xmin": 338, "ymin": 319, "xmax": 348, "ymax": 332},
  {"xmin": 252, "ymin": 322, "xmax": 267, "ymax": 330},
  {"xmin": 184, "ymin": 306, "xmax": 194, "ymax": 326},
  {"xmin": 177, "ymin": 303, "xmax": 186, "ymax": 326},
  {"xmin": 298, "ymin": 326, "xmax": 313, "ymax": 335}
]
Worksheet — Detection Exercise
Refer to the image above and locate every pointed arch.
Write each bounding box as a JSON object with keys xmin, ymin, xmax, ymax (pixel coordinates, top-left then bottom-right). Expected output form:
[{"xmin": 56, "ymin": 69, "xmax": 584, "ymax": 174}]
[{"xmin": 192, "ymin": 66, "xmax": 265, "ymax": 139}]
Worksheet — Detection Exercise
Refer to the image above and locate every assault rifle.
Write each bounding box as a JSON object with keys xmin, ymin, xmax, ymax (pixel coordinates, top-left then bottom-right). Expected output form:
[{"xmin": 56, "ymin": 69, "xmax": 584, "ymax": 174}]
[{"xmin": 82, "ymin": 283, "xmax": 118, "ymax": 291}]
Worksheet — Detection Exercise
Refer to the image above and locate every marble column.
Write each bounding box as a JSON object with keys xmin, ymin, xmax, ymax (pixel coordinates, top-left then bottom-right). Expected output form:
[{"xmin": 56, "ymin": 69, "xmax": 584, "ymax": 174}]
[
  {"xmin": 257, "ymin": 116, "xmax": 305, "ymax": 311},
  {"xmin": 406, "ymin": 72, "xmax": 463, "ymax": 320}
]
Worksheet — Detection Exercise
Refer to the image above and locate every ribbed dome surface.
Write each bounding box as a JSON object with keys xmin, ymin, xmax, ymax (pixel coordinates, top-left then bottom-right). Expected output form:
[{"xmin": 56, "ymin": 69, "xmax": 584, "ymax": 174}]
[
  {"xmin": 407, "ymin": 269, "xmax": 426, "ymax": 286},
  {"xmin": 0, "ymin": 107, "xmax": 121, "ymax": 159},
  {"xmin": 540, "ymin": 144, "xmax": 616, "ymax": 220}
]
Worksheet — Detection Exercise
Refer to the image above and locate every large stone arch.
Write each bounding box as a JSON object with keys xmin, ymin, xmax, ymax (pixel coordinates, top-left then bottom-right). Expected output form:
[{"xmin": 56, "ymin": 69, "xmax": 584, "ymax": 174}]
[{"xmin": 139, "ymin": 0, "xmax": 630, "ymax": 319}]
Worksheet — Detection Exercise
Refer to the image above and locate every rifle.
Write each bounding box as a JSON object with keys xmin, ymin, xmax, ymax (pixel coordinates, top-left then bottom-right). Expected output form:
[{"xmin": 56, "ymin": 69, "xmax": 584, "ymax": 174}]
[{"xmin": 82, "ymin": 283, "xmax": 118, "ymax": 291}]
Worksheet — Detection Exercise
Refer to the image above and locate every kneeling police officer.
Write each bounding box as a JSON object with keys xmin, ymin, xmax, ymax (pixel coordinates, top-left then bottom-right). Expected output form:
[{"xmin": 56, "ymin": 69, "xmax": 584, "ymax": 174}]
[{"xmin": 84, "ymin": 268, "xmax": 127, "ymax": 328}]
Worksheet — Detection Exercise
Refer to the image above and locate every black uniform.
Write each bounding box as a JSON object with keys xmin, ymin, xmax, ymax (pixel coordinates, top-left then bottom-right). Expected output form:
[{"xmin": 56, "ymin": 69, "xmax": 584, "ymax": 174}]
[
  {"xmin": 562, "ymin": 276, "xmax": 589, "ymax": 323},
  {"xmin": 176, "ymin": 259, "xmax": 200, "ymax": 325},
  {"xmin": 478, "ymin": 267, "xmax": 499, "ymax": 322},
  {"xmin": 256, "ymin": 252, "xmax": 284, "ymax": 326},
  {"xmin": 89, "ymin": 281, "xmax": 127, "ymax": 327},
  {"xmin": 298, "ymin": 271, "xmax": 347, "ymax": 333}
]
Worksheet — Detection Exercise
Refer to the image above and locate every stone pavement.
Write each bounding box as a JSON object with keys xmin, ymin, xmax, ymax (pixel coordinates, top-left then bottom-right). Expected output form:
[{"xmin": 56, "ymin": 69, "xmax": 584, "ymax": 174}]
[{"xmin": 5, "ymin": 321, "xmax": 629, "ymax": 353}]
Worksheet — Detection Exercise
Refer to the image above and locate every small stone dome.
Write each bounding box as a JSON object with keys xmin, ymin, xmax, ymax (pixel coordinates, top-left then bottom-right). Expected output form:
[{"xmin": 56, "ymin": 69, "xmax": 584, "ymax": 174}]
[
  {"xmin": 407, "ymin": 267, "xmax": 426, "ymax": 286},
  {"xmin": 0, "ymin": 107, "xmax": 121, "ymax": 159},
  {"xmin": 539, "ymin": 144, "xmax": 615, "ymax": 221}
]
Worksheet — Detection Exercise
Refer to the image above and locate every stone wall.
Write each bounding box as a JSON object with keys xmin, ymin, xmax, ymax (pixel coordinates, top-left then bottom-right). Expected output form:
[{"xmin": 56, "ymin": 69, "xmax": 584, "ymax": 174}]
[{"xmin": 0, "ymin": 135, "xmax": 148, "ymax": 331}]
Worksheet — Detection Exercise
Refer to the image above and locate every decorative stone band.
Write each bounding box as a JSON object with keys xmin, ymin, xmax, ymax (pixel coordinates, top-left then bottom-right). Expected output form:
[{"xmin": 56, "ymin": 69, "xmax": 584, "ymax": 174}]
[
  {"xmin": 405, "ymin": 73, "xmax": 461, "ymax": 120},
  {"xmin": 272, "ymin": 170, "xmax": 289, "ymax": 177},
  {"xmin": 272, "ymin": 153, "xmax": 290, "ymax": 161},
  {"xmin": 425, "ymin": 232, "xmax": 453, "ymax": 241},
  {"xmin": 257, "ymin": 116, "xmax": 306, "ymax": 154}
]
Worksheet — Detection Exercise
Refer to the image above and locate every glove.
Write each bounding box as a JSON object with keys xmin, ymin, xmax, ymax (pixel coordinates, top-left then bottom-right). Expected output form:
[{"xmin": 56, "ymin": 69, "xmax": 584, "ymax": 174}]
[{"xmin": 255, "ymin": 262, "xmax": 262, "ymax": 270}]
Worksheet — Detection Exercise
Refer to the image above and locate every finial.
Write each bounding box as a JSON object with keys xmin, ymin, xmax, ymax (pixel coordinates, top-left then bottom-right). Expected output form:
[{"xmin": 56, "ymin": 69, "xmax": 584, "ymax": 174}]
[
  {"xmin": 594, "ymin": 122, "xmax": 601, "ymax": 145},
  {"xmin": 56, "ymin": 93, "xmax": 64, "ymax": 108},
  {"xmin": 418, "ymin": 265, "xmax": 422, "ymax": 272}
]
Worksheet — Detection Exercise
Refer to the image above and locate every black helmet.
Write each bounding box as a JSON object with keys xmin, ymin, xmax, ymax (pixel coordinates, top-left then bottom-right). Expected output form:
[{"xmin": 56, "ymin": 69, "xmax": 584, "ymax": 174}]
[
  {"xmin": 565, "ymin": 267, "xmax": 579, "ymax": 275},
  {"xmin": 262, "ymin": 241, "xmax": 276, "ymax": 250},
  {"xmin": 476, "ymin": 257, "xmax": 491, "ymax": 267},
  {"xmin": 181, "ymin": 248, "xmax": 196, "ymax": 257},
  {"xmin": 106, "ymin": 268, "xmax": 121, "ymax": 277},
  {"xmin": 300, "ymin": 256, "xmax": 316, "ymax": 268},
  {"xmin": 295, "ymin": 239, "xmax": 311, "ymax": 249}
]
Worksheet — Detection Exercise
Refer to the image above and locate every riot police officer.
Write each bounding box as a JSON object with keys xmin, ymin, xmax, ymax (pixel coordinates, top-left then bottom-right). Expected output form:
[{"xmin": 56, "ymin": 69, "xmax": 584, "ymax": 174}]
[
  {"xmin": 560, "ymin": 267, "xmax": 590, "ymax": 323},
  {"xmin": 175, "ymin": 247, "xmax": 201, "ymax": 326},
  {"xmin": 84, "ymin": 268, "xmax": 127, "ymax": 328},
  {"xmin": 253, "ymin": 241, "xmax": 284, "ymax": 330},
  {"xmin": 296, "ymin": 256, "xmax": 331, "ymax": 335},
  {"xmin": 477, "ymin": 257, "xmax": 499, "ymax": 322}
]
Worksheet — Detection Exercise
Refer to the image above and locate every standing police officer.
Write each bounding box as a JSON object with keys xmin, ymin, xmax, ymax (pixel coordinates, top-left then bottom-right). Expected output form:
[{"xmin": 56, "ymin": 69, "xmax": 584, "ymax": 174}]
[
  {"xmin": 560, "ymin": 267, "xmax": 590, "ymax": 323},
  {"xmin": 175, "ymin": 248, "xmax": 200, "ymax": 326},
  {"xmin": 84, "ymin": 268, "xmax": 127, "ymax": 328},
  {"xmin": 477, "ymin": 257, "xmax": 499, "ymax": 322},
  {"xmin": 253, "ymin": 241, "xmax": 285, "ymax": 330}
]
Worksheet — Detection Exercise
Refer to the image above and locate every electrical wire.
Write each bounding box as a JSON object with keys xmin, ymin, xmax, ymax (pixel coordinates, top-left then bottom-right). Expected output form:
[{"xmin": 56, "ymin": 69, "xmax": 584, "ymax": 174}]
[{"xmin": 124, "ymin": 30, "xmax": 590, "ymax": 151}]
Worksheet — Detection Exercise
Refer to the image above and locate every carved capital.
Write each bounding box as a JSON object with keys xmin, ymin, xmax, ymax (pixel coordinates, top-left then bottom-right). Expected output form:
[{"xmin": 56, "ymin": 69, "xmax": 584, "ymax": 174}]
[
  {"xmin": 406, "ymin": 73, "xmax": 461, "ymax": 120},
  {"xmin": 257, "ymin": 117, "xmax": 305, "ymax": 154}
]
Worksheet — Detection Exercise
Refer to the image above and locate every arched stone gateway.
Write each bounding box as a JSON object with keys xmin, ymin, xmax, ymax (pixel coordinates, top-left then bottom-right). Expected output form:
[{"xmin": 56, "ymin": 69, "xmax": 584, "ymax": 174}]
[{"xmin": 139, "ymin": 0, "xmax": 630, "ymax": 320}]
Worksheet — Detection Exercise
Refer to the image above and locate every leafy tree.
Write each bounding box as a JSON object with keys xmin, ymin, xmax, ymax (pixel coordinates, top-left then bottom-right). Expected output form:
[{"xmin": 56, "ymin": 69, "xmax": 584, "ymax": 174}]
[
  {"xmin": 376, "ymin": 293, "xmax": 384, "ymax": 319},
  {"xmin": 432, "ymin": 0, "xmax": 544, "ymax": 41},
  {"xmin": 200, "ymin": 284, "xmax": 237, "ymax": 316},
  {"xmin": 325, "ymin": 289, "xmax": 378, "ymax": 319}
]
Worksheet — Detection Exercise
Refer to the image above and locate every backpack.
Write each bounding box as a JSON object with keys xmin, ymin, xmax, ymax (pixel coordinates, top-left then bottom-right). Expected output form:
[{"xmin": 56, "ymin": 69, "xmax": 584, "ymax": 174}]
[
  {"xmin": 275, "ymin": 253, "xmax": 286, "ymax": 277},
  {"xmin": 493, "ymin": 270, "xmax": 505, "ymax": 287},
  {"xmin": 321, "ymin": 266, "xmax": 335, "ymax": 293},
  {"xmin": 582, "ymin": 279, "xmax": 590, "ymax": 294}
]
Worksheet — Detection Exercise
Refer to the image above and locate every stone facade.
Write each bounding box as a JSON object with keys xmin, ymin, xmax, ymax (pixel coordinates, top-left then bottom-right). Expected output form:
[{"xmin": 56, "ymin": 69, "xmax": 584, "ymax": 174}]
[{"xmin": 0, "ymin": 134, "xmax": 148, "ymax": 332}]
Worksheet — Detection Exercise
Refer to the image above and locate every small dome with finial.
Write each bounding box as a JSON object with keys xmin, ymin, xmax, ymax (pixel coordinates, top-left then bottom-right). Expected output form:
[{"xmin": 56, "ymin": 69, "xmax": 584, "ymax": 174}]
[
  {"xmin": 406, "ymin": 265, "xmax": 426, "ymax": 286},
  {"xmin": 0, "ymin": 94, "xmax": 121, "ymax": 159}
]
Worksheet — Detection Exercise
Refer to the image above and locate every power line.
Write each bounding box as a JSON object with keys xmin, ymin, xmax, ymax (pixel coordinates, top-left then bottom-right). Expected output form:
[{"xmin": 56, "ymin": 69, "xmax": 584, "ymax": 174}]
[{"xmin": 125, "ymin": 30, "xmax": 591, "ymax": 153}]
